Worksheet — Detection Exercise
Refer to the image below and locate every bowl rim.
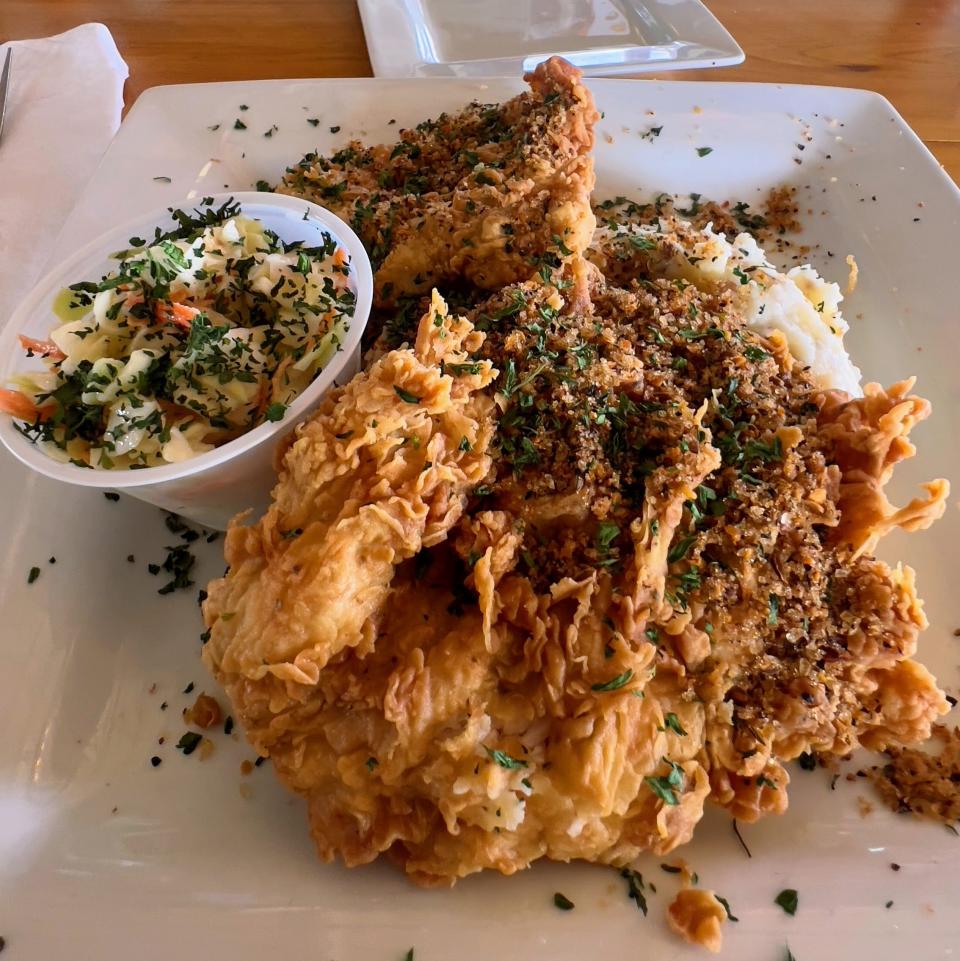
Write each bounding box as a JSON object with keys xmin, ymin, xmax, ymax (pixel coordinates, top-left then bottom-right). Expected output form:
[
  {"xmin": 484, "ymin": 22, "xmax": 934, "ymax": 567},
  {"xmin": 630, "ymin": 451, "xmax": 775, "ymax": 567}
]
[{"xmin": 0, "ymin": 191, "xmax": 373, "ymax": 489}]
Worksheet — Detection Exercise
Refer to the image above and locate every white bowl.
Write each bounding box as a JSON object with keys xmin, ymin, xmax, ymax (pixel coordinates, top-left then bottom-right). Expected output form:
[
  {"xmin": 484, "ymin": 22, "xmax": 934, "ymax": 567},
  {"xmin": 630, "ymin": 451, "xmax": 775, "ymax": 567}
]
[{"xmin": 0, "ymin": 192, "xmax": 372, "ymax": 529}]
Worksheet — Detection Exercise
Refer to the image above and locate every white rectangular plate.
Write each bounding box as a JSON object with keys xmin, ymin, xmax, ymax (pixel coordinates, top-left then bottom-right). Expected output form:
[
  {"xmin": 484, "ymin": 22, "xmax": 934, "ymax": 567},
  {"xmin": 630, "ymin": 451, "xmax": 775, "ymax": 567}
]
[
  {"xmin": 358, "ymin": 0, "xmax": 744, "ymax": 77},
  {"xmin": 2, "ymin": 77, "xmax": 959, "ymax": 960}
]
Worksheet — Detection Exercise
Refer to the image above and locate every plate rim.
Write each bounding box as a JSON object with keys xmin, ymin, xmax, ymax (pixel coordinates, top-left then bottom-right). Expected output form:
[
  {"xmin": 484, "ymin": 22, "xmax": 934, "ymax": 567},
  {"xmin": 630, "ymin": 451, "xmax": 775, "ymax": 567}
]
[
  {"xmin": 356, "ymin": 0, "xmax": 745, "ymax": 78},
  {"xmin": 5, "ymin": 67, "xmax": 960, "ymax": 961}
]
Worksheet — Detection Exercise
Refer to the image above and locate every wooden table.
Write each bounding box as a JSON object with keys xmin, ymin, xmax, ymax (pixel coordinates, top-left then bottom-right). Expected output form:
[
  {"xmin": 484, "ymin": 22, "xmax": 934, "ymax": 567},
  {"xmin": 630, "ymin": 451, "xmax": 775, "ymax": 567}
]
[{"xmin": 2, "ymin": 0, "xmax": 959, "ymax": 182}]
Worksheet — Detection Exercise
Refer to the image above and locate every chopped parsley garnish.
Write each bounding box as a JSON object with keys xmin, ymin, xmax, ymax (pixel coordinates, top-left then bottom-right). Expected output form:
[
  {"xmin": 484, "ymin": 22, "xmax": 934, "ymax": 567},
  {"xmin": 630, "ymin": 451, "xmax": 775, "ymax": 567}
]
[
  {"xmin": 394, "ymin": 386, "xmax": 420, "ymax": 404},
  {"xmin": 264, "ymin": 403, "xmax": 287, "ymax": 422},
  {"xmin": 667, "ymin": 534, "xmax": 696, "ymax": 564},
  {"xmin": 27, "ymin": 566, "xmax": 41, "ymax": 584},
  {"xmin": 798, "ymin": 751, "xmax": 817, "ymax": 771},
  {"xmin": 553, "ymin": 892, "xmax": 575, "ymax": 911},
  {"xmin": 492, "ymin": 289, "xmax": 526, "ymax": 319},
  {"xmin": 447, "ymin": 362, "xmax": 482, "ymax": 376},
  {"xmin": 716, "ymin": 895, "xmax": 738, "ymax": 922},
  {"xmin": 628, "ymin": 234, "xmax": 656, "ymax": 251},
  {"xmin": 620, "ymin": 868, "xmax": 648, "ymax": 915},
  {"xmin": 645, "ymin": 760, "xmax": 685, "ymax": 805},
  {"xmin": 176, "ymin": 731, "xmax": 202, "ymax": 755},
  {"xmin": 662, "ymin": 713, "xmax": 687, "ymax": 736},
  {"xmin": 153, "ymin": 176, "xmax": 172, "ymax": 183},
  {"xmin": 234, "ymin": 118, "xmax": 247, "ymax": 130},
  {"xmin": 591, "ymin": 669, "xmax": 633, "ymax": 692},
  {"xmin": 774, "ymin": 889, "xmax": 798, "ymax": 915},
  {"xmin": 152, "ymin": 542, "xmax": 196, "ymax": 595},
  {"xmin": 485, "ymin": 747, "xmax": 527, "ymax": 769},
  {"xmin": 768, "ymin": 593, "xmax": 780, "ymax": 625},
  {"xmin": 732, "ymin": 819, "xmax": 752, "ymax": 858},
  {"xmin": 103, "ymin": 491, "xmax": 120, "ymax": 502},
  {"xmin": 596, "ymin": 521, "xmax": 620, "ymax": 554},
  {"xmin": 366, "ymin": 756, "xmax": 379, "ymax": 771},
  {"xmin": 307, "ymin": 118, "xmax": 320, "ymax": 126},
  {"xmin": 732, "ymin": 266, "xmax": 750, "ymax": 285},
  {"xmin": 677, "ymin": 192, "xmax": 702, "ymax": 216},
  {"xmin": 696, "ymin": 146, "xmax": 714, "ymax": 157},
  {"xmin": 330, "ymin": 125, "xmax": 341, "ymax": 133}
]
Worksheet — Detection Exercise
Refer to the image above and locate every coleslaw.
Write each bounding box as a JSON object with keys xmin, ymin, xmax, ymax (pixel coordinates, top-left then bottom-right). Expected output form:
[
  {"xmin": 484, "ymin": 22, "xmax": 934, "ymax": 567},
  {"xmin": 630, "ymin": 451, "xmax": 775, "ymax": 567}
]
[{"xmin": 2, "ymin": 198, "xmax": 355, "ymax": 469}]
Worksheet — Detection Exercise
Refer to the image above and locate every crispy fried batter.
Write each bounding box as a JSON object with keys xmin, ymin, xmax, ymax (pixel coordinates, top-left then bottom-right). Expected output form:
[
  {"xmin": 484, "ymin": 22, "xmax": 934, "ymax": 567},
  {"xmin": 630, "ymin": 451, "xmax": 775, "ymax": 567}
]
[
  {"xmin": 592, "ymin": 186, "xmax": 800, "ymax": 255},
  {"xmin": 203, "ymin": 64, "xmax": 950, "ymax": 944},
  {"xmin": 203, "ymin": 264, "xmax": 948, "ymax": 890},
  {"xmin": 203, "ymin": 293, "xmax": 497, "ymax": 689},
  {"xmin": 280, "ymin": 57, "xmax": 598, "ymax": 308},
  {"xmin": 666, "ymin": 889, "xmax": 727, "ymax": 953},
  {"xmin": 868, "ymin": 724, "xmax": 960, "ymax": 825}
]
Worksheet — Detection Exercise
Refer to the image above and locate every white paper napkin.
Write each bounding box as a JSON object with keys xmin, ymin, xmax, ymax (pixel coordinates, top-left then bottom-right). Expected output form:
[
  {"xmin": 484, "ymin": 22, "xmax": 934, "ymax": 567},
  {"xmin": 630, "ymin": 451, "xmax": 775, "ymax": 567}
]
[{"xmin": 0, "ymin": 23, "xmax": 128, "ymax": 323}]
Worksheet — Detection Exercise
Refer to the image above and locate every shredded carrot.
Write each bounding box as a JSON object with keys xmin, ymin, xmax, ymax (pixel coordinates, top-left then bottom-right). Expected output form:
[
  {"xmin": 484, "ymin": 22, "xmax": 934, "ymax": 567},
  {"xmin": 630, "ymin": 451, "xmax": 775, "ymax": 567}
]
[
  {"xmin": 333, "ymin": 246, "xmax": 348, "ymax": 268},
  {"xmin": 269, "ymin": 356, "xmax": 294, "ymax": 403},
  {"xmin": 157, "ymin": 399, "xmax": 198, "ymax": 424},
  {"xmin": 18, "ymin": 335, "xmax": 65, "ymax": 361},
  {"xmin": 156, "ymin": 301, "xmax": 200, "ymax": 331},
  {"xmin": 0, "ymin": 388, "xmax": 53, "ymax": 422},
  {"xmin": 252, "ymin": 375, "xmax": 271, "ymax": 420}
]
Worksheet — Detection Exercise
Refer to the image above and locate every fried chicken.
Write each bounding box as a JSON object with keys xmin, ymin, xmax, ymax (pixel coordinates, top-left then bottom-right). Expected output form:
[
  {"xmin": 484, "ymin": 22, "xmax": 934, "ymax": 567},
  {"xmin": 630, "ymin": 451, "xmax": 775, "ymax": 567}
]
[
  {"xmin": 202, "ymin": 64, "xmax": 950, "ymax": 947},
  {"xmin": 279, "ymin": 56, "xmax": 599, "ymax": 307},
  {"xmin": 203, "ymin": 261, "xmax": 948, "ymax": 891},
  {"xmin": 203, "ymin": 293, "xmax": 496, "ymax": 690}
]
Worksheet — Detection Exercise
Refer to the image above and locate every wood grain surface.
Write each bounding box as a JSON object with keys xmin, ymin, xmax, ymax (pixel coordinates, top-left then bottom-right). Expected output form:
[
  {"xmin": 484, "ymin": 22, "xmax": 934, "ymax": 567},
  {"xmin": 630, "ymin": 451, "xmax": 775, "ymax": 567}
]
[{"xmin": 1, "ymin": 0, "xmax": 958, "ymax": 181}]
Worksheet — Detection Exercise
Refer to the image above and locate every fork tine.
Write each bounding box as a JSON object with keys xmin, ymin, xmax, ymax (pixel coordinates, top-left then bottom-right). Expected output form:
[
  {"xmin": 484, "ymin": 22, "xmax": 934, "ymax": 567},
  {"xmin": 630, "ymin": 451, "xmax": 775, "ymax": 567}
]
[{"xmin": 0, "ymin": 49, "xmax": 12, "ymax": 146}]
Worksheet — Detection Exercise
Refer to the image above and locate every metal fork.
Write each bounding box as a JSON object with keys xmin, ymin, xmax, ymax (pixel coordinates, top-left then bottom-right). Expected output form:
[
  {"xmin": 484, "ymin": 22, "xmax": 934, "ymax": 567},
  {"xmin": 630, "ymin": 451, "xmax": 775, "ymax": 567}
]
[{"xmin": 0, "ymin": 49, "xmax": 12, "ymax": 146}]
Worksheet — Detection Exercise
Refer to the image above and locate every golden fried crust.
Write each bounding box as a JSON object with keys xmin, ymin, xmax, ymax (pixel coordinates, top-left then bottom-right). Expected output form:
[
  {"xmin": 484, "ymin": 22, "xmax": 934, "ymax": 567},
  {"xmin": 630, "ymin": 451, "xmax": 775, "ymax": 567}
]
[
  {"xmin": 666, "ymin": 889, "xmax": 727, "ymax": 953},
  {"xmin": 816, "ymin": 378, "xmax": 949, "ymax": 556},
  {"xmin": 279, "ymin": 56, "xmax": 599, "ymax": 306},
  {"xmin": 203, "ymin": 277, "xmax": 948, "ymax": 901},
  {"xmin": 202, "ymin": 293, "xmax": 497, "ymax": 689},
  {"xmin": 205, "ymin": 65, "xmax": 948, "ymax": 930}
]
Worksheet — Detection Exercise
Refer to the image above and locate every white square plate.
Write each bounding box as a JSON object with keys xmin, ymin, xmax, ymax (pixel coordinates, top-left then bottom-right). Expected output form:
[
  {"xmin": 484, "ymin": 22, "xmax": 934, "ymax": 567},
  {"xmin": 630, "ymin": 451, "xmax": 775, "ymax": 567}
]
[
  {"xmin": 2, "ymin": 77, "xmax": 959, "ymax": 960},
  {"xmin": 358, "ymin": 0, "xmax": 744, "ymax": 77}
]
